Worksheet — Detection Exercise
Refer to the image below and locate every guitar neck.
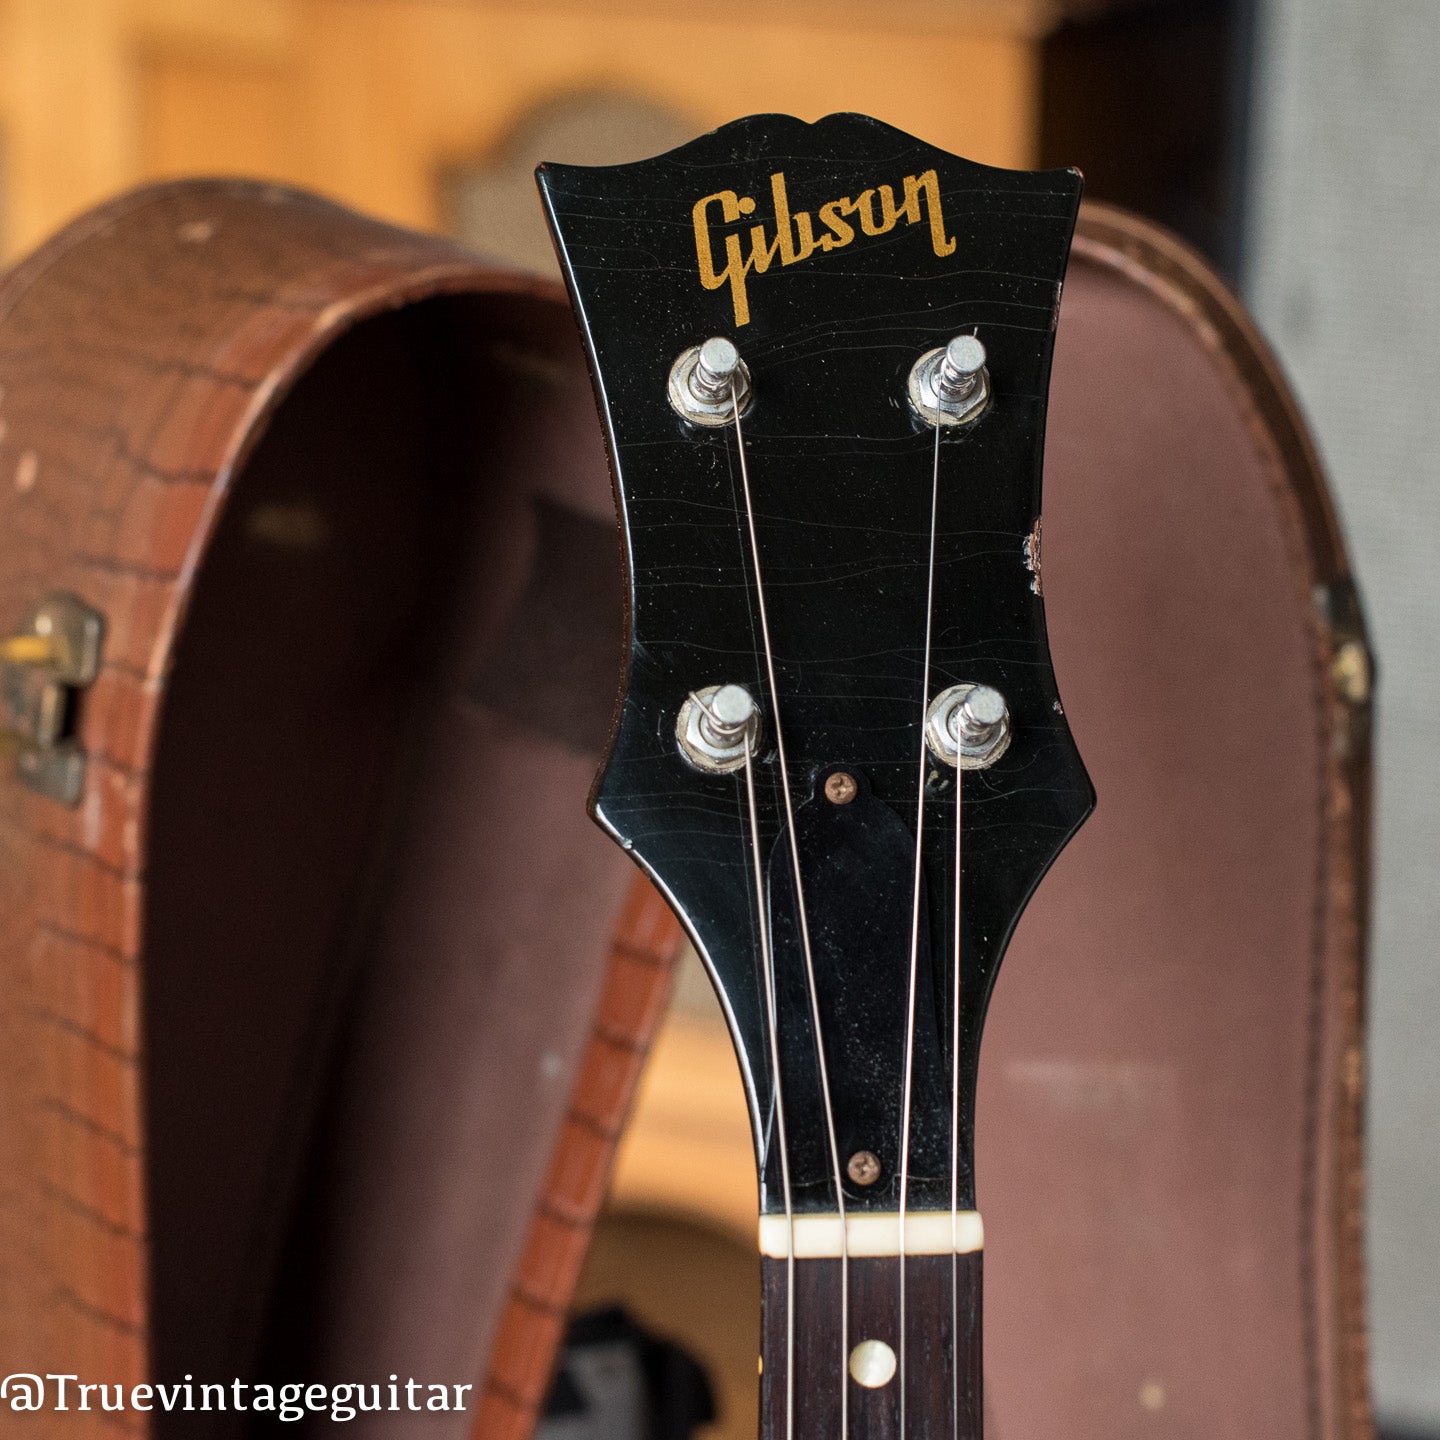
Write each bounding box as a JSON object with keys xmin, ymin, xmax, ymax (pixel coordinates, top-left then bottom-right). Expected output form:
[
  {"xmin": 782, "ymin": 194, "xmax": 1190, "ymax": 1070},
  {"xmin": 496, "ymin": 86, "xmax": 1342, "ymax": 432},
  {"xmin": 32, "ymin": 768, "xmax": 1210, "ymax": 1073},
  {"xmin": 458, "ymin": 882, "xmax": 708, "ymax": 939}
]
[
  {"xmin": 539, "ymin": 109, "xmax": 1094, "ymax": 1440},
  {"xmin": 760, "ymin": 1219, "xmax": 983, "ymax": 1439}
]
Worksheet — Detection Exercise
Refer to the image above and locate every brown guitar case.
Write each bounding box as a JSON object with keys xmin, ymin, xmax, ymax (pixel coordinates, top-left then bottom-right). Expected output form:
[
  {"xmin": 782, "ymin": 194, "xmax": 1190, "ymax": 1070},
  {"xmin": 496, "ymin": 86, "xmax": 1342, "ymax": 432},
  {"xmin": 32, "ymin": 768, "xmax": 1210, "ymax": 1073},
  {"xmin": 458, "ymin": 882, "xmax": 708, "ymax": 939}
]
[{"xmin": 0, "ymin": 181, "xmax": 1371, "ymax": 1440}]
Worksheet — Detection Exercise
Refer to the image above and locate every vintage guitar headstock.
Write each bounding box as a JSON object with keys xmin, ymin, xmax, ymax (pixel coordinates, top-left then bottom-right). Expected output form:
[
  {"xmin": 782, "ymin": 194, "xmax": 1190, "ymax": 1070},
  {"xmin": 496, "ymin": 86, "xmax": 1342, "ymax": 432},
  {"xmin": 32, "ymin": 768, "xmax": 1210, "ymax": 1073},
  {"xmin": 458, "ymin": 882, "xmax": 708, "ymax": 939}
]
[{"xmin": 539, "ymin": 111, "xmax": 1092, "ymax": 1437}]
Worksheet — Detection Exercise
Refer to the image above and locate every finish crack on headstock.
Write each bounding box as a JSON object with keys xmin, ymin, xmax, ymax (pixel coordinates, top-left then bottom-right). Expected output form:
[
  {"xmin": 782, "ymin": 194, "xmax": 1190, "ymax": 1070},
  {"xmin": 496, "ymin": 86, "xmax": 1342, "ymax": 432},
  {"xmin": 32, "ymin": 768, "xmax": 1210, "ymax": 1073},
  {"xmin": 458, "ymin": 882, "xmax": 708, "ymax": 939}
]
[{"xmin": 539, "ymin": 112, "xmax": 1094, "ymax": 1440}]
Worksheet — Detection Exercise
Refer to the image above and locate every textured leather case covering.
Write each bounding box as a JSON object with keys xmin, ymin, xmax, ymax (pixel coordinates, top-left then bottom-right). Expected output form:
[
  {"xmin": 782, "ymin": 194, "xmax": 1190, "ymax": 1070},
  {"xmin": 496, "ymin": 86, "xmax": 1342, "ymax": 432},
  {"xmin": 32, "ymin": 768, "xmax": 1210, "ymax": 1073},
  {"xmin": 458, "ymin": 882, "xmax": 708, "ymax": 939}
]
[{"xmin": 0, "ymin": 182, "xmax": 1370, "ymax": 1440}]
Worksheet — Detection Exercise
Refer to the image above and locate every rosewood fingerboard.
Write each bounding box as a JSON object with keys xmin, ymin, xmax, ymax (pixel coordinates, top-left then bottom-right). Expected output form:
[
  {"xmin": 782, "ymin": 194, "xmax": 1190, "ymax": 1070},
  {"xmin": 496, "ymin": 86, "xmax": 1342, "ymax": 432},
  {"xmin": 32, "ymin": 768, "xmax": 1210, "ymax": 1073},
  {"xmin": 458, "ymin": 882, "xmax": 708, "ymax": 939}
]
[{"xmin": 760, "ymin": 1255, "xmax": 983, "ymax": 1440}]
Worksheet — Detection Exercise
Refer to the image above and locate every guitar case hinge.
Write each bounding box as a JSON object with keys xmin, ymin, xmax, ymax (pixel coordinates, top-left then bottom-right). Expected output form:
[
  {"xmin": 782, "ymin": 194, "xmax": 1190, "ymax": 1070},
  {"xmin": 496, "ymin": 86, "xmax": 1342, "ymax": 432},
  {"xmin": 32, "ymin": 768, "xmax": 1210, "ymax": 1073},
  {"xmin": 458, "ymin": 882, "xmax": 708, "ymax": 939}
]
[{"xmin": 1, "ymin": 592, "xmax": 106, "ymax": 806}]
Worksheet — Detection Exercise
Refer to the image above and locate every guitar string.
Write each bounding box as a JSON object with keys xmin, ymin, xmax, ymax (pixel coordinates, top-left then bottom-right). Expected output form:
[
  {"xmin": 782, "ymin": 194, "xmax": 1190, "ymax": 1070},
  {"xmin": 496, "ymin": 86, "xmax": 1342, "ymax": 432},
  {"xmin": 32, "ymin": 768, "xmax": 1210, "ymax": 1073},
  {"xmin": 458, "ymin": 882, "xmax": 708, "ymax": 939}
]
[
  {"xmin": 898, "ymin": 406, "xmax": 945, "ymax": 1439},
  {"xmin": 951, "ymin": 702, "xmax": 964, "ymax": 1440},
  {"xmin": 742, "ymin": 739, "xmax": 795, "ymax": 1440},
  {"xmin": 730, "ymin": 377, "xmax": 851, "ymax": 1438}
]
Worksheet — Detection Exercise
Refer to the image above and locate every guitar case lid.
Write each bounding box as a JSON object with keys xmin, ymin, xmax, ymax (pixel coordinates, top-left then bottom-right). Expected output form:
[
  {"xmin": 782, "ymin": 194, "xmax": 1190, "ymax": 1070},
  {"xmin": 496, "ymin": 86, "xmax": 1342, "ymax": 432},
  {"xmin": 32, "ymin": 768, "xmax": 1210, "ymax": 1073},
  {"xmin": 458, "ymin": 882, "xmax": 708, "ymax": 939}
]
[{"xmin": 0, "ymin": 179, "xmax": 1370, "ymax": 1440}]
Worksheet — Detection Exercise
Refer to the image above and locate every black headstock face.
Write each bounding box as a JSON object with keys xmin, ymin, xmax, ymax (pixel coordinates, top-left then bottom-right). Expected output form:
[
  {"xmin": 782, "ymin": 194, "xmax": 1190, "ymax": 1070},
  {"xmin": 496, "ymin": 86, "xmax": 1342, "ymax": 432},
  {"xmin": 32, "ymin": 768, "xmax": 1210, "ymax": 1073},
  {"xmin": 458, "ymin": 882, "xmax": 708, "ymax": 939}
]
[{"xmin": 539, "ymin": 114, "xmax": 1093, "ymax": 1220}]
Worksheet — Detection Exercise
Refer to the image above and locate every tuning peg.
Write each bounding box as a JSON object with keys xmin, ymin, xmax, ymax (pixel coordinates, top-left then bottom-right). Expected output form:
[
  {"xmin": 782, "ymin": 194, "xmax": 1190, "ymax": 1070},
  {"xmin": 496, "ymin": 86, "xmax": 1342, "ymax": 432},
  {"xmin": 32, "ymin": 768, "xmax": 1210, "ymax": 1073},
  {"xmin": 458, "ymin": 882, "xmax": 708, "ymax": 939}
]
[
  {"xmin": 668, "ymin": 337, "xmax": 753, "ymax": 426},
  {"xmin": 676, "ymin": 683, "xmax": 760, "ymax": 772},
  {"xmin": 925, "ymin": 682, "xmax": 1011, "ymax": 769},
  {"xmin": 907, "ymin": 333, "xmax": 990, "ymax": 426}
]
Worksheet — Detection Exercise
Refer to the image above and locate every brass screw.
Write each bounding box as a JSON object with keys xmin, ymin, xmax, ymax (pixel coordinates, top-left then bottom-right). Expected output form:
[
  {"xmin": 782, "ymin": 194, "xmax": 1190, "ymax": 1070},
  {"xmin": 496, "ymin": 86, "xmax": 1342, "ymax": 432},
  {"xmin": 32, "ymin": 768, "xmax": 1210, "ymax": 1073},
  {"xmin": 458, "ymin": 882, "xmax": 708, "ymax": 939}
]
[
  {"xmin": 847, "ymin": 1150, "xmax": 881, "ymax": 1186},
  {"xmin": 0, "ymin": 634, "xmax": 54, "ymax": 667},
  {"xmin": 825, "ymin": 772, "xmax": 858, "ymax": 805}
]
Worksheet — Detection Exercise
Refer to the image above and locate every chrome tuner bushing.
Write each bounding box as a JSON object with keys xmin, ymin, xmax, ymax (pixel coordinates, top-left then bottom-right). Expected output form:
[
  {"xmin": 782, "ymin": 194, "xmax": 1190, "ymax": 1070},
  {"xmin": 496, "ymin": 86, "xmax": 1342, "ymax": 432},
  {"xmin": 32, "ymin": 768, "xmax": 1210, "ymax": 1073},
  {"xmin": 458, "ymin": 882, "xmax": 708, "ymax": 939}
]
[
  {"xmin": 668, "ymin": 336, "xmax": 753, "ymax": 426},
  {"xmin": 907, "ymin": 334, "xmax": 990, "ymax": 427},
  {"xmin": 925, "ymin": 682, "xmax": 1011, "ymax": 770},
  {"xmin": 677, "ymin": 683, "xmax": 760, "ymax": 773}
]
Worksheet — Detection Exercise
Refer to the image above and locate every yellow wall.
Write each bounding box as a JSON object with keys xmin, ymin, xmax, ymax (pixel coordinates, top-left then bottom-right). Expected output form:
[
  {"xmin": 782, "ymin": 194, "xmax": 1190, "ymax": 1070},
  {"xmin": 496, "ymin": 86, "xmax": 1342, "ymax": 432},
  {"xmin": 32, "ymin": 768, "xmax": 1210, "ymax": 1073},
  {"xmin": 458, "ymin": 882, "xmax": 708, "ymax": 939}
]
[{"xmin": 0, "ymin": 0, "xmax": 1047, "ymax": 258}]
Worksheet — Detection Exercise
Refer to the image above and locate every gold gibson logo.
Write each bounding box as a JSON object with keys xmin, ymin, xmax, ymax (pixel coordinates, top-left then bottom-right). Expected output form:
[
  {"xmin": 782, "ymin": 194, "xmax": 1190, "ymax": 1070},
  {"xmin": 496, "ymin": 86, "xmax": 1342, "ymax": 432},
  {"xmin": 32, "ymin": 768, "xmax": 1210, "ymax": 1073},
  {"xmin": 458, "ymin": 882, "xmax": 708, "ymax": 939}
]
[{"xmin": 693, "ymin": 170, "xmax": 957, "ymax": 327}]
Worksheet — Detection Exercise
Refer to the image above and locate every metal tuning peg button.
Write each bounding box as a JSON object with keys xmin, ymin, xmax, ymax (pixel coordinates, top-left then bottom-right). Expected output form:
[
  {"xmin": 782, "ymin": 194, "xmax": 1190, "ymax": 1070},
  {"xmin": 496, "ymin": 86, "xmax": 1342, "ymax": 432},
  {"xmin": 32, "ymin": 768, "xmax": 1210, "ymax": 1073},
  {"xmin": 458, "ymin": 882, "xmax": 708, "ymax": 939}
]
[
  {"xmin": 925, "ymin": 682, "xmax": 1011, "ymax": 769},
  {"xmin": 668, "ymin": 336, "xmax": 752, "ymax": 426},
  {"xmin": 677, "ymin": 683, "xmax": 761, "ymax": 772},
  {"xmin": 907, "ymin": 333, "xmax": 990, "ymax": 426}
]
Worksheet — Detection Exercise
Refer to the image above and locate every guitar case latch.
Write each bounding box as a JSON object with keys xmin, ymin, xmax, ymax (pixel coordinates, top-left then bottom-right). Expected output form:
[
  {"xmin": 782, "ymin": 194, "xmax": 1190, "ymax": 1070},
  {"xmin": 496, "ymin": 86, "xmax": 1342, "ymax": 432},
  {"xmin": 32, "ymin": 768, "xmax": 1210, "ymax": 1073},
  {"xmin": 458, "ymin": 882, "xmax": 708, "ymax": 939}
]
[{"xmin": 1, "ymin": 593, "xmax": 106, "ymax": 806}]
